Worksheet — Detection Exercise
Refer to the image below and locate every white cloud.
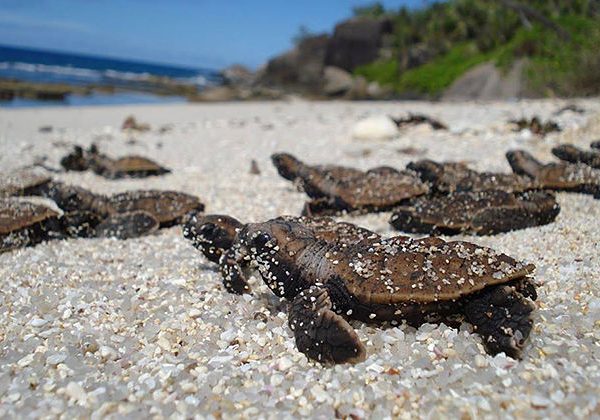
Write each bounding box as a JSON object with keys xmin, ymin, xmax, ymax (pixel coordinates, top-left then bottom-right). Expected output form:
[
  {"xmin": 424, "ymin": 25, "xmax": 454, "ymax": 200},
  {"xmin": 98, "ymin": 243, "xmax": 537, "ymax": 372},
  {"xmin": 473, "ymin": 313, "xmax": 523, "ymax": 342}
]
[{"xmin": 0, "ymin": 11, "xmax": 92, "ymax": 33}]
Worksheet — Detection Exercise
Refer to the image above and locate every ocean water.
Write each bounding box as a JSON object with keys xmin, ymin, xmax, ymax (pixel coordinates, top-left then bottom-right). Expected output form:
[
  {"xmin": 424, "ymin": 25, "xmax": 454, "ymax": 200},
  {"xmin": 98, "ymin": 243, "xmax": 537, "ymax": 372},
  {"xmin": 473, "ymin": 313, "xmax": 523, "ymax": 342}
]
[{"xmin": 0, "ymin": 44, "xmax": 221, "ymax": 107}]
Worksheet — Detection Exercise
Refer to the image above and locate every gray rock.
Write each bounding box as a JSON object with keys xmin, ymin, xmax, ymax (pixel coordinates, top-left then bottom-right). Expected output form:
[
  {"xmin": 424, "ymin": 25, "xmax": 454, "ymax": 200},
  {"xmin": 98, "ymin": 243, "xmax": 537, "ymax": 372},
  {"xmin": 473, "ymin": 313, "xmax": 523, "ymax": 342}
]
[
  {"xmin": 443, "ymin": 59, "xmax": 528, "ymax": 101},
  {"xmin": 221, "ymin": 65, "xmax": 255, "ymax": 87},
  {"xmin": 256, "ymin": 34, "xmax": 330, "ymax": 94},
  {"xmin": 323, "ymin": 66, "xmax": 353, "ymax": 96},
  {"xmin": 324, "ymin": 18, "xmax": 393, "ymax": 72}
]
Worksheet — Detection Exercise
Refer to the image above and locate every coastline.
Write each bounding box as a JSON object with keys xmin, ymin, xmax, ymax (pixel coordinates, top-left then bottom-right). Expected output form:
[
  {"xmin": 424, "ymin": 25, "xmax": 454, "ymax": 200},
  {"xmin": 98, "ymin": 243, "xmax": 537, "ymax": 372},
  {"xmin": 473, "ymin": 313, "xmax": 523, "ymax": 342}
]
[{"xmin": 1, "ymin": 99, "xmax": 599, "ymax": 417}]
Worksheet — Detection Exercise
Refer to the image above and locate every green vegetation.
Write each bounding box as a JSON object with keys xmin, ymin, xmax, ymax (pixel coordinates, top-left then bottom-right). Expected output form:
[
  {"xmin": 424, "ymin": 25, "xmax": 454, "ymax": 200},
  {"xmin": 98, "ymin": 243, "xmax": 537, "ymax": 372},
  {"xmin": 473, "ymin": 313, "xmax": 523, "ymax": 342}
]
[{"xmin": 352, "ymin": 0, "xmax": 600, "ymax": 97}]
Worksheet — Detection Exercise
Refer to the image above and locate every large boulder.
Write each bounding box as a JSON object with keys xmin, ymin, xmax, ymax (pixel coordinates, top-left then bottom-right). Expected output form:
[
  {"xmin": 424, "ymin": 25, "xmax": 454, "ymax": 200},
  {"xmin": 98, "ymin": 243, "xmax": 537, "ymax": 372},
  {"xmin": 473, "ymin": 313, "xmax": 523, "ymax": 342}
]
[
  {"xmin": 325, "ymin": 18, "xmax": 393, "ymax": 72},
  {"xmin": 323, "ymin": 66, "xmax": 354, "ymax": 96},
  {"xmin": 442, "ymin": 59, "xmax": 528, "ymax": 101},
  {"xmin": 255, "ymin": 34, "xmax": 330, "ymax": 94},
  {"xmin": 221, "ymin": 64, "xmax": 255, "ymax": 87}
]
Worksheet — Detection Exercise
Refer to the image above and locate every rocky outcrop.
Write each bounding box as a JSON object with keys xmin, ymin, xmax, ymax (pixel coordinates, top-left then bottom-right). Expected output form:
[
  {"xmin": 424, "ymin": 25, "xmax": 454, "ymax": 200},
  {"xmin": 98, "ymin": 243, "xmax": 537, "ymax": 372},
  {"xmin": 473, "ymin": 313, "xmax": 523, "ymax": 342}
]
[
  {"xmin": 251, "ymin": 17, "xmax": 394, "ymax": 98},
  {"xmin": 221, "ymin": 64, "xmax": 255, "ymax": 87},
  {"xmin": 442, "ymin": 59, "xmax": 529, "ymax": 101},
  {"xmin": 325, "ymin": 18, "xmax": 394, "ymax": 72},
  {"xmin": 323, "ymin": 66, "xmax": 354, "ymax": 96},
  {"xmin": 255, "ymin": 34, "xmax": 330, "ymax": 95}
]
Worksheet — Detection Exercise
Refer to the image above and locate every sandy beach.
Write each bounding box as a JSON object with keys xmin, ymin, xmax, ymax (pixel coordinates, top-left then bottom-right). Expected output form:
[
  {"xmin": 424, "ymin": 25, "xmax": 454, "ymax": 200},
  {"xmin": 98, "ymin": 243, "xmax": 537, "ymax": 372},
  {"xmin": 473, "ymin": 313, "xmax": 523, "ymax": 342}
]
[{"xmin": 1, "ymin": 99, "xmax": 599, "ymax": 418}]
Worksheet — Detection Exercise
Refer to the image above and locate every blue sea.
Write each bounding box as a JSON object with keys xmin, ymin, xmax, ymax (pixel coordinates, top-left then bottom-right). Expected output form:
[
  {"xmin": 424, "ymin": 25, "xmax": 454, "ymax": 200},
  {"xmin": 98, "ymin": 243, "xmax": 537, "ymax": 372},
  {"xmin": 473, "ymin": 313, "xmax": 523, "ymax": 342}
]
[{"xmin": 0, "ymin": 45, "xmax": 222, "ymax": 107}]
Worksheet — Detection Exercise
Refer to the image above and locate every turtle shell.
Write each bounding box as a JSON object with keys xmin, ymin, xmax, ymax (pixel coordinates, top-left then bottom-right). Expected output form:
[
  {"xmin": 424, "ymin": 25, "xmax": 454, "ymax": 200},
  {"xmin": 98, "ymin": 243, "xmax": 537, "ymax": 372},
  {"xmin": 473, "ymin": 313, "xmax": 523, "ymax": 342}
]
[
  {"xmin": 111, "ymin": 156, "xmax": 171, "ymax": 176},
  {"xmin": 333, "ymin": 168, "xmax": 428, "ymax": 210},
  {"xmin": 107, "ymin": 190, "xmax": 204, "ymax": 225},
  {"xmin": 0, "ymin": 198, "xmax": 59, "ymax": 234},
  {"xmin": 407, "ymin": 159, "xmax": 537, "ymax": 193},
  {"xmin": 0, "ymin": 169, "xmax": 52, "ymax": 197},
  {"xmin": 280, "ymin": 215, "xmax": 380, "ymax": 248},
  {"xmin": 332, "ymin": 236, "xmax": 535, "ymax": 305},
  {"xmin": 390, "ymin": 190, "xmax": 560, "ymax": 235}
]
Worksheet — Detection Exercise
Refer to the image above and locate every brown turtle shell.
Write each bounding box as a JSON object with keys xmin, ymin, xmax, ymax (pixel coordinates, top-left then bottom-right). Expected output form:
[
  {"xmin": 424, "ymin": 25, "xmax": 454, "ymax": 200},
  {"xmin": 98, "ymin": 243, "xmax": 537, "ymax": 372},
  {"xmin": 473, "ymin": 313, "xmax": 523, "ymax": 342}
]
[
  {"xmin": 390, "ymin": 190, "xmax": 560, "ymax": 235},
  {"xmin": 0, "ymin": 198, "xmax": 59, "ymax": 234},
  {"xmin": 0, "ymin": 170, "xmax": 52, "ymax": 197},
  {"xmin": 336, "ymin": 237, "xmax": 535, "ymax": 304},
  {"xmin": 107, "ymin": 190, "xmax": 204, "ymax": 224},
  {"xmin": 111, "ymin": 156, "xmax": 170, "ymax": 174}
]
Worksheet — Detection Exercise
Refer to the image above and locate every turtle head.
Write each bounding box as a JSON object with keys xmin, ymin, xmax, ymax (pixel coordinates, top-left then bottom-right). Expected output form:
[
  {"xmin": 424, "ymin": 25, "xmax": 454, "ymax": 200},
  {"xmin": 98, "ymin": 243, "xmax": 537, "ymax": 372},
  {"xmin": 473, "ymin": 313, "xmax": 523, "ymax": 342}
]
[
  {"xmin": 505, "ymin": 150, "xmax": 542, "ymax": 178},
  {"xmin": 271, "ymin": 153, "xmax": 303, "ymax": 181},
  {"xmin": 60, "ymin": 145, "xmax": 89, "ymax": 171},
  {"xmin": 183, "ymin": 213, "xmax": 243, "ymax": 263}
]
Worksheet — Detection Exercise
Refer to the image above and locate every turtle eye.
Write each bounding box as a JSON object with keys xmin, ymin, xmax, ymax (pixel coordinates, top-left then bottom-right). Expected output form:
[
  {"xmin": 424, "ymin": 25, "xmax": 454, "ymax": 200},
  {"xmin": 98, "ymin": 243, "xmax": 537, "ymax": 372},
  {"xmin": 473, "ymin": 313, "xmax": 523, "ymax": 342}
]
[
  {"xmin": 253, "ymin": 232, "xmax": 272, "ymax": 249},
  {"xmin": 199, "ymin": 223, "xmax": 217, "ymax": 239}
]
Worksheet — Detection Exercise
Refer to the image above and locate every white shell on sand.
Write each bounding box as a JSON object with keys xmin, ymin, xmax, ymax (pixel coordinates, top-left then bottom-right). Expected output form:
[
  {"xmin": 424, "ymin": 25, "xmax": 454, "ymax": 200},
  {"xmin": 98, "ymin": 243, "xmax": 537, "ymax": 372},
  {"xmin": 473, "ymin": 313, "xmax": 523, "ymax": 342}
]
[{"xmin": 351, "ymin": 115, "xmax": 399, "ymax": 140}]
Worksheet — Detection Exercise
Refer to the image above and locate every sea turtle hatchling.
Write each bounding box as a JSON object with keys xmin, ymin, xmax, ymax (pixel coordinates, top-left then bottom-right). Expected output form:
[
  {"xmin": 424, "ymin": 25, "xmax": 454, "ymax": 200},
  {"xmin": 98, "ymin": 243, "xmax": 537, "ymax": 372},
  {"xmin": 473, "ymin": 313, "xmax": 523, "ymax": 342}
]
[
  {"xmin": 2, "ymin": 170, "xmax": 203, "ymax": 240},
  {"xmin": 552, "ymin": 143, "xmax": 600, "ymax": 169},
  {"xmin": 407, "ymin": 159, "xmax": 539, "ymax": 194},
  {"xmin": 0, "ymin": 198, "xmax": 103, "ymax": 252},
  {"xmin": 34, "ymin": 182, "xmax": 204, "ymax": 231},
  {"xmin": 390, "ymin": 190, "xmax": 560, "ymax": 235},
  {"xmin": 506, "ymin": 150, "xmax": 600, "ymax": 198},
  {"xmin": 271, "ymin": 153, "xmax": 428, "ymax": 215},
  {"xmin": 184, "ymin": 214, "xmax": 537, "ymax": 364},
  {"xmin": 60, "ymin": 144, "xmax": 170, "ymax": 179}
]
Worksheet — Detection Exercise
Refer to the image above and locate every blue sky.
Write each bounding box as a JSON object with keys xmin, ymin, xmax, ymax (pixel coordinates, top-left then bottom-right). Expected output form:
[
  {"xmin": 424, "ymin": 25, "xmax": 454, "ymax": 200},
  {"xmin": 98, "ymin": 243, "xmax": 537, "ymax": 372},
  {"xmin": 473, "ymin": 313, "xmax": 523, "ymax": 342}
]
[{"xmin": 0, "ymin": 0, "xmax": 431, "ymax": 70}]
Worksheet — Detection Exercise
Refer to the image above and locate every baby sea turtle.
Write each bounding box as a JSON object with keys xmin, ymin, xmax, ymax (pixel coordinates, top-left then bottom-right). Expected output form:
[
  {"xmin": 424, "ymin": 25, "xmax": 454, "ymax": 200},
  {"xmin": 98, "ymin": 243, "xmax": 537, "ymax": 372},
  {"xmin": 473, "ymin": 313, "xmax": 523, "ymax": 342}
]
[
  {"xmin": 507, "ymin": 150, "xmax": 600, "ymax": 198},
  {"xmin": 510, "ymin": 117, "xmax": 561, "ymax": 136},
  {"xmin": 0, "ymin": 198, "xmax": 102, "ymax": 252},
  {"xmin": 407, "ymin": 159, "xmax": 538, "ymax": 194},
  {"xmin": 392, "ymin": 113, "xmax": 448, "ymax": 130},
  {"xmin": 271, "ymin": 153, "xmax": 428, "ymax": 215},
  {"xmin": 60, "ymin": 144, "xmax": 170, "ymax": 179},
  {"xmin": 552, "ymin": 143, "xmax": 600, "ymax": 169},
  {"xmin": 2, "ymin": 170, "xmax": 203, "ymax": 239},
  {"xmin": 35, "ymin": 182, "xmax": 203, "ymax": 229},
  {"xmin": 185, "ymin": 214, "xmax": 537, "ymax": 364},
  {"xmin": 390, "ymin": 190, "xmax": 560, "ymax": 235}
]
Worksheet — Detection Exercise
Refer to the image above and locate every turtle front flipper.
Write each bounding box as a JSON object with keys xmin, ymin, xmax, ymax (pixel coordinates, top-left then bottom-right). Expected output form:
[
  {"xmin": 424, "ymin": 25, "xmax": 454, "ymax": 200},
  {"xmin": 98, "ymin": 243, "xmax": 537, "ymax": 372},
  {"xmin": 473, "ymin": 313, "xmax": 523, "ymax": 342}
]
[
  {"xmin": 506, "ymin": 150, "xmax": 543, "ymax": 178},
  {"xmin": 552, "ymin": 144, "xmax": 600, "ymax": 169},
  {"xmin": 464, "ymin": 283, "xmax": 535, "ymax": 359},
  {"xmin": 94, "ymin": 211, "xmax": 159, "ymax": 239},
  {"xmin": 219, "ymin": 246, "xmax": 252, "ymax": 294},
  {"xmin": 289, "ymin": 285, "xmax": 366, "ymax": 365}
]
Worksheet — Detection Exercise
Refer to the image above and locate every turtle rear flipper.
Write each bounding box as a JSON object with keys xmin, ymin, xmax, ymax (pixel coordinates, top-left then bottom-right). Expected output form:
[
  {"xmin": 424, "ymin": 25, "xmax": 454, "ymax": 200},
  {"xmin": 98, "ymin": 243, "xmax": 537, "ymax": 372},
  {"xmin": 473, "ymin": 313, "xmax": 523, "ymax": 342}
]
[
  {"xmin": 95, "ymin": 211, "xmax": 159, "ymax": 239},
  {"xmin": 302, "ymin": 197, "xmax": 346, "ymax": 216},
  {"xmin": 464, "ymin": 284, "xmax": 535, "ymax": 359},
  {"xmin": 289, "ymin": 285, "xmax": 366, "ymax": 365}
]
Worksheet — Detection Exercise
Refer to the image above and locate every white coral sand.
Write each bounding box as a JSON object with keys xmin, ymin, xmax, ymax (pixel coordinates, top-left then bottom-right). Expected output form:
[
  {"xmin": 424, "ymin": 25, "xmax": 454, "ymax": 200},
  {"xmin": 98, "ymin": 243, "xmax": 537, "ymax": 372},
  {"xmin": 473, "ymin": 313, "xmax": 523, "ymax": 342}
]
[{"xmin": 0, "ymin": 99, "xmax": 599, "ymax": 418}]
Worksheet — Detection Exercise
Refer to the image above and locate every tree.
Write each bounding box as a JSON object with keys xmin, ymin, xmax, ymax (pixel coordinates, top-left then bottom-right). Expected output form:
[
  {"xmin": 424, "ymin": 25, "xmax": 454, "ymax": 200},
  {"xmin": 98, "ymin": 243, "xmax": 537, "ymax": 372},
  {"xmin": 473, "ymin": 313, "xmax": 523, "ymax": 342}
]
[{"xmin": 353, "ymin": 2, "xmax": 386, "ymax": 18}]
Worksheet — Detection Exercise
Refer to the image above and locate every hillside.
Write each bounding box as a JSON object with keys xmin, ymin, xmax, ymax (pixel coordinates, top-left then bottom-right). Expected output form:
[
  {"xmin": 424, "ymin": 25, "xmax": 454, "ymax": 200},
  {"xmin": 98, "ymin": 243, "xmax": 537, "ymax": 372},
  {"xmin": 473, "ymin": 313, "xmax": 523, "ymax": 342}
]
[{"xmin": 353, "ymin": 0, "xmax": 600, "ymax": 98}]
